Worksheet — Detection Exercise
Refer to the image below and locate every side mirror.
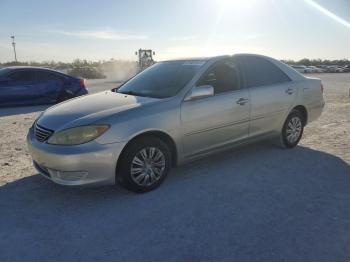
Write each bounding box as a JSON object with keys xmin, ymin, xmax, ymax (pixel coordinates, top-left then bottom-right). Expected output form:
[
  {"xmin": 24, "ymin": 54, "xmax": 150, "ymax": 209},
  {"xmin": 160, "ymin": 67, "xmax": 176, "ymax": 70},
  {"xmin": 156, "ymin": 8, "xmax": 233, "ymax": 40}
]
[{"xmin": 184, "ymin": 85, "xmax": 214, "ymax": 101}]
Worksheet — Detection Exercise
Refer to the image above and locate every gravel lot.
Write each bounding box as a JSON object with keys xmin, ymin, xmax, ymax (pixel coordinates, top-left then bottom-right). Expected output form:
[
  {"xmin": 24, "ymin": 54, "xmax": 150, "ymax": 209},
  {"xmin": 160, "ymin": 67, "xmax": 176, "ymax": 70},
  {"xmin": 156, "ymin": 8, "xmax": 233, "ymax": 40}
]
[{"xmin": 0, "ymin": 74, "xmax": 349, "ymax": 262}]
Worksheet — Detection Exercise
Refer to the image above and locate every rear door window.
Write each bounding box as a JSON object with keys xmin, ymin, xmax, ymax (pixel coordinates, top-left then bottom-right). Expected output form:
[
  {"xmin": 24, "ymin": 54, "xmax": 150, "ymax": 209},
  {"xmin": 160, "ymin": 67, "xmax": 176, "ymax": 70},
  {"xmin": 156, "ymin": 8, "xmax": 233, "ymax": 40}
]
[{"xmin": 242, "ymin": 56, "xmax": 291, "ymax": 88}]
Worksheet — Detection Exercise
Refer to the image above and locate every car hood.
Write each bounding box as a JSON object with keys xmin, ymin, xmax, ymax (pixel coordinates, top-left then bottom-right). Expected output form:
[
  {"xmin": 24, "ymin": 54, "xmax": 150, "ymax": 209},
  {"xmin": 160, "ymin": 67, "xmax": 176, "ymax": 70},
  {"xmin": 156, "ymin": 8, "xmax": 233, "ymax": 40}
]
[{"xmin": 37, "ymin": 91, "xmax": 161, "ymax": 130}]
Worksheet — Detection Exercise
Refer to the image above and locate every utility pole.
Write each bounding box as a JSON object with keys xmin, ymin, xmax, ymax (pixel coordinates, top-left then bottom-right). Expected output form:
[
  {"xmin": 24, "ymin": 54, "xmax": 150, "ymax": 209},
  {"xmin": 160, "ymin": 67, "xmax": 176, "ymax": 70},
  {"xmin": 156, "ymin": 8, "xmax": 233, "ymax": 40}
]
[{"xmin": 11, "ymin": 35, "xmax": 17, "ymax": 62}]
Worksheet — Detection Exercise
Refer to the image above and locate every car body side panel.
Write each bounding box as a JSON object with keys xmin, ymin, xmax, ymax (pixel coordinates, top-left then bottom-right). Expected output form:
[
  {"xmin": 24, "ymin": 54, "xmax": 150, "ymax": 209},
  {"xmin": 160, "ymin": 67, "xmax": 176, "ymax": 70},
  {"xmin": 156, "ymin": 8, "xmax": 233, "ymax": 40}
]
[
  {"xmin": 94, "ymin": 98, "xmax": 185, "ymax": 164},
  {"xmin": 180, "ymin": 89, "xmax": 250, "ymax": 157},
  {"xmin": 31, "ymin": 80, "xmax": 59, "ymax": 103},
  {"xmin": 299, "ymin": 77, "xmax": 324, "ymax": 123},
  {"xmin": 248, "ymin": 82, "xmax": 298, "ymax": 137},
  {"xmin": 94, "ymin": 98, "xmax": 182, "ymax": 144},
  {"xmin": 0, "ymin": 80, "xmax": 33, "ymax": 105},
  {"xmin": 235, "ymin": 55, "xmax": 300, "ymax": 137},
  {"xmin": 34, "ymin": 79, "xmax": 63, "ymax": 102},
  {"xmin": 62, "ymin": 77, "xmax": 88, "ymax": 98},
  {"xmin": 272, "ymin": 77, "xmax": 324, "ymax": 130}
]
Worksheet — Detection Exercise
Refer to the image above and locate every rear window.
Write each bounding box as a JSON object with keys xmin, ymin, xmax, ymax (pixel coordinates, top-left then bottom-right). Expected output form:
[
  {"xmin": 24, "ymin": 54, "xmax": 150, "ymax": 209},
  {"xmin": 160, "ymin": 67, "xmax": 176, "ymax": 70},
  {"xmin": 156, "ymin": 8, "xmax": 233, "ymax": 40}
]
[
  {"xmin": 242, "ymin": 56, "xmax": 291, "ymax": 88},
  {"xmin": 36, "ymin": 71, "xmax": 63, "ymax": 81}
]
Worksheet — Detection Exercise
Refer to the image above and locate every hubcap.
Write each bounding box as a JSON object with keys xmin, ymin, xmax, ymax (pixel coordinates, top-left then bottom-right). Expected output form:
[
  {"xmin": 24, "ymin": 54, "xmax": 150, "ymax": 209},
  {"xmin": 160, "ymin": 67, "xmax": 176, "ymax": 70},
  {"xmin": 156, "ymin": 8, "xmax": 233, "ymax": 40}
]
[
  {"xmin": 286, "ymin": 116, "xmax": 302, "ymax": 144},
  {"xmin": 130, "ymin": 147, "xmax": 166, "ymax": 186}
]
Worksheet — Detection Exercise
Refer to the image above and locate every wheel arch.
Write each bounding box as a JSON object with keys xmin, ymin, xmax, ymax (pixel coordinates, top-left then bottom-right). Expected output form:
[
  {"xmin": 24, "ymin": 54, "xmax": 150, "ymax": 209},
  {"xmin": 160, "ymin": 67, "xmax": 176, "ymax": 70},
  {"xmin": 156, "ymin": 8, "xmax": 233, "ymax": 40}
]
[
  {"xmin": 291, "ymin": 105, "xmax": 308, "ymax": 125},
  {"xmin": 116, "ymin": 130, "xmax": 178, "ymax": 176}
]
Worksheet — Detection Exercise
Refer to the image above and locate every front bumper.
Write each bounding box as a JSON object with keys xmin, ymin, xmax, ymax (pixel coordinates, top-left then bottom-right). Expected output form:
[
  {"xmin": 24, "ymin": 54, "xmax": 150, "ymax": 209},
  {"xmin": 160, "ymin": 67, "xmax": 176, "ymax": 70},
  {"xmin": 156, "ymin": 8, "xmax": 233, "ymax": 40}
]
[{"xmin": 27, "ymin": 128, "xmax": 126, "ymax": 186}]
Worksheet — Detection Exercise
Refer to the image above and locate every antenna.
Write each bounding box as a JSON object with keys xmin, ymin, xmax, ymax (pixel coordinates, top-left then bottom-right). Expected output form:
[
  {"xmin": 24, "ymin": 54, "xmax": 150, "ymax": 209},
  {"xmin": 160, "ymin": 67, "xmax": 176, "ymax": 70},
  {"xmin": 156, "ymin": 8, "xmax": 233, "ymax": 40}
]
[{"xmin": 11, "ymin": 35, "xmax": 18, "ymax": 62}]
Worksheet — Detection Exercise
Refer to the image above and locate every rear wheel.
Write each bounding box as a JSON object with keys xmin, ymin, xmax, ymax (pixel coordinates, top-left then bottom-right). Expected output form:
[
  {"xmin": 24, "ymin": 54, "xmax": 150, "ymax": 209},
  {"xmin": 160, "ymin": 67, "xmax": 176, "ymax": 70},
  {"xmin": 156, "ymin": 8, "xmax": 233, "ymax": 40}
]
[
  {"xmin": 117, "ymin": 137, "xmax": 171, "ymax": 193},
  {"xmin": 277, "ymin": 110, "xmax": 305, "ymax": 148}
]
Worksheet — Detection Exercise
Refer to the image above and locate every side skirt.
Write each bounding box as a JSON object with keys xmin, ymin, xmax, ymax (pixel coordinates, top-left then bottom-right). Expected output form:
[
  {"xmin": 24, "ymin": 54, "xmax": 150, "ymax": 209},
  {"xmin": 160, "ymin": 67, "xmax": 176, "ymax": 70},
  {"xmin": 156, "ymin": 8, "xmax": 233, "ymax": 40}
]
[{"xmin": 180, "ymin": 132, "xmax": 277, "ymax": 165}]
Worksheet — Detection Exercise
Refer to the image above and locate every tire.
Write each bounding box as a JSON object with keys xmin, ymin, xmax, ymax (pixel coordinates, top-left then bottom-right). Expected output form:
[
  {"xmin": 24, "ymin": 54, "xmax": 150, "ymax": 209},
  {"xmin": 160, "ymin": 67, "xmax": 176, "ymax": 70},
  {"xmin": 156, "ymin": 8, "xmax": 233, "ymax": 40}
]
[
  {"xmin": 117, "ymin": 137, "xmax": 171, "ymax": 193},
  {"xmin": 276, "ymin": 110, "xmax": 305, "ymax": 149}
]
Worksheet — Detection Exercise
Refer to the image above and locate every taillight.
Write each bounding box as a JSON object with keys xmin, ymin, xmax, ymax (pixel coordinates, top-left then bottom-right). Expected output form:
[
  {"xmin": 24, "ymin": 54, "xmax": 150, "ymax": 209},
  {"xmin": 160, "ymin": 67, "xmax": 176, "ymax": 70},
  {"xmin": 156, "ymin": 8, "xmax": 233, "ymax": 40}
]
[
  {"xmin": 79, "ymin": 79, "xmax": 86, "ymax": 88},
  {"xmin": 321, "ymin": 83, "xmax": 324, "ymax": 93}
]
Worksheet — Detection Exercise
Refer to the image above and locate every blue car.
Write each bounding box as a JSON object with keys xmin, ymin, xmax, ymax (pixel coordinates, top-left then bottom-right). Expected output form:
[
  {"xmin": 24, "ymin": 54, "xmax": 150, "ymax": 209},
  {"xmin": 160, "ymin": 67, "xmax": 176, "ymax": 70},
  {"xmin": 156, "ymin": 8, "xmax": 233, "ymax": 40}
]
[{"xmin": 0, "ymin": 67, "xmax": 88, "ymax": 106}]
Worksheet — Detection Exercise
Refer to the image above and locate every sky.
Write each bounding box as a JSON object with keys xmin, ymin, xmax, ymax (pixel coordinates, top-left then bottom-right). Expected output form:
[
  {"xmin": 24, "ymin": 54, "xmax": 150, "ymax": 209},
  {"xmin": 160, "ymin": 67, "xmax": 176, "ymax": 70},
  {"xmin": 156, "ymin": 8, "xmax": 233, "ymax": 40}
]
[{"xmin": 0, "ymin": 0, "xmax": 349, "ymax": 62}]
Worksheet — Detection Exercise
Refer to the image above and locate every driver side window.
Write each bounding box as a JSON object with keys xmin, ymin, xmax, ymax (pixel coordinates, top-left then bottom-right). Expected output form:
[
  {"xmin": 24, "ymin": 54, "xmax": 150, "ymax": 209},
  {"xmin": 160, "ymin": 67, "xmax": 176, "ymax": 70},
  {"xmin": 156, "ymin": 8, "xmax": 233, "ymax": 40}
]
[
  {"xmin": 8, "ymin": 71, "xmax": 36, "ymax": 82},
  {"xmin": 197, "ymin": 60, "xmax": 241, "ymax": 94}
]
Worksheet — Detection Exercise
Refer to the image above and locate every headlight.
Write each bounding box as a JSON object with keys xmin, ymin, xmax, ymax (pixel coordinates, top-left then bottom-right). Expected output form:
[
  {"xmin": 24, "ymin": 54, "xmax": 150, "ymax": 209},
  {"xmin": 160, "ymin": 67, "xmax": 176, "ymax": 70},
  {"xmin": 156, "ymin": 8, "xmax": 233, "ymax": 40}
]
[{"xmin": 47, "ymin": 125, "xmax": 109, "ymax": 145}]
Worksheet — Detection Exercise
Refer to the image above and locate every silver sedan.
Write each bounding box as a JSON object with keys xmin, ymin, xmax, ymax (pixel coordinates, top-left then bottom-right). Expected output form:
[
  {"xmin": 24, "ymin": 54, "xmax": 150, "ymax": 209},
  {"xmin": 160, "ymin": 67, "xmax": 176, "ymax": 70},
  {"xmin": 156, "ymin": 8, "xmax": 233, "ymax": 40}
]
[{"xmin": 27, "ymin": 54, "xmax": 325, "ymax": 192}]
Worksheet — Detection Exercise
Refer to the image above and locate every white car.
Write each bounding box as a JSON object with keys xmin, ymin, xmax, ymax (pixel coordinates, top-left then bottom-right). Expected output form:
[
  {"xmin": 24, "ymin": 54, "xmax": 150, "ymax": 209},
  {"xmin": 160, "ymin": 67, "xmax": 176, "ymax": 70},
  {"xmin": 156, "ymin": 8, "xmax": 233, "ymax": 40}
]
[
  {"xmin": 308, "ymin": 66, "xmax": 324, "ymax": 73},
  {"xmin": 291, "ymin": 65, "xmax": 310, "ymax": 73},
  {"xmin": 326, "ymin": 65, "xmax": 344, "ymax": 73}
]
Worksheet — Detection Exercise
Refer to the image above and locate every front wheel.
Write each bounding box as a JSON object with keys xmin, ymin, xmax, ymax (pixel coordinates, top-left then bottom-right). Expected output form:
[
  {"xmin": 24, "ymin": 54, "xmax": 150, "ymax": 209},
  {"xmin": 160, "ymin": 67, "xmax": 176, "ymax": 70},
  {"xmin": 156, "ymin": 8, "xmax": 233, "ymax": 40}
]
[
  {"xmin": 277, "ymin": 110, "xmax": 305, "ymax": 148},
  {"xmin": 117, "ymin": 137, "xmax": 171, "ymax": 193}
]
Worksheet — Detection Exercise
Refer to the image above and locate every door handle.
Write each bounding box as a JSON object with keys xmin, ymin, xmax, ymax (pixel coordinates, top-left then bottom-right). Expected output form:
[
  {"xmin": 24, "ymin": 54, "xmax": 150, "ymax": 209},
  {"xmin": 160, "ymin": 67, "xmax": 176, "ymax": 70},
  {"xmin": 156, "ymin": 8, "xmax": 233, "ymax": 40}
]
[
  {"xmin": 236, "ymin": 98, "xmax": 249, "ymax": 105},
  {"xmin": 285, "ymin": 88, "xmax": 294, "ymax": 95}
]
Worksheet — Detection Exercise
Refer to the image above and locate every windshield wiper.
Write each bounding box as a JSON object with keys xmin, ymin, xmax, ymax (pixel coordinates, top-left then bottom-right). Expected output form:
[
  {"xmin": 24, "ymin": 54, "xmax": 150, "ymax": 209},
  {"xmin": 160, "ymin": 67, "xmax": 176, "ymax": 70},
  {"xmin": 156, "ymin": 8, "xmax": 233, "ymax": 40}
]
[{"xmin": 117, "ymin": 90, "xmax": 148, "ymax": 97}]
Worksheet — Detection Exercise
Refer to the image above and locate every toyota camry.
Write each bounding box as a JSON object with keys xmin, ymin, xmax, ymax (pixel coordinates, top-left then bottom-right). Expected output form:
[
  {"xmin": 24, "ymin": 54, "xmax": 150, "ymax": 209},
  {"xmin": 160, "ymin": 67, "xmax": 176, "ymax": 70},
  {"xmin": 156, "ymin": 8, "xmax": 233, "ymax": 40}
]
[{"xmin": 27, "ymin": 54, "xmax": 325, "ymax": 192}]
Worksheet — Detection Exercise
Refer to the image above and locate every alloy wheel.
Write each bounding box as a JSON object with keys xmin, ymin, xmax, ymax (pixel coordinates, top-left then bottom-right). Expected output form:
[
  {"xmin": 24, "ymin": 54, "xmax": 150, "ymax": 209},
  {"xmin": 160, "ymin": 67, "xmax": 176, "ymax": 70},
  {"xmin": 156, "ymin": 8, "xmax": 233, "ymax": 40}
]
[
  {"xmin": 130, "ymin": 147, "xmax": 166, "ymax": 186},
  {"xmin": 286, "ymin": 116, "xmax": 302, "ymax": 144}
]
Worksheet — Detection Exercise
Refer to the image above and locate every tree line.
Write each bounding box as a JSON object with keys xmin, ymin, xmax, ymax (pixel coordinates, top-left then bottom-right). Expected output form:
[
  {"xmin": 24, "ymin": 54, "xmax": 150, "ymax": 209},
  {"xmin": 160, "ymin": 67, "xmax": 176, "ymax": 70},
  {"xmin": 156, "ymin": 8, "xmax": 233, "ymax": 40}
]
[{"xmin": 1, "ymin": 58, "xmax": 349, "ymax": 68}]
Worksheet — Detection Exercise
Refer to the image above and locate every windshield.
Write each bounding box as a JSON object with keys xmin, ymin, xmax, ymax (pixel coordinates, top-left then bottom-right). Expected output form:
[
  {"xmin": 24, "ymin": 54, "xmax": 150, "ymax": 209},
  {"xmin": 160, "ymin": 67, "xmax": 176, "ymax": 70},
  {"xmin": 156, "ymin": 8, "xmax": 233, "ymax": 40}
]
[{"xmin": 116, "ymin": 61, "xmax": 205, "ymax": 98}]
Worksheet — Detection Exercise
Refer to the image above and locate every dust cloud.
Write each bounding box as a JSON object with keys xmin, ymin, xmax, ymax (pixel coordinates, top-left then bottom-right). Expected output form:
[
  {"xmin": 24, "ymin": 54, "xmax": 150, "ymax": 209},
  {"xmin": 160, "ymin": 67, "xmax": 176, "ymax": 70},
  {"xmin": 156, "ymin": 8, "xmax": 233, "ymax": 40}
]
[{"xmin": 99, "ymin": 60, "xmax": 138, "ymax": 81}]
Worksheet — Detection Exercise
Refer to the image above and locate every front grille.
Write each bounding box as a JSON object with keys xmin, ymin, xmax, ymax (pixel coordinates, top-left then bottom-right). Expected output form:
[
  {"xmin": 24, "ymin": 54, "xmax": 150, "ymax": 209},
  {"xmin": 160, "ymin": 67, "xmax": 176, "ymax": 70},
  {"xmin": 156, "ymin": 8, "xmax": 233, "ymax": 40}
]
[{"xmin": 34, "ymin": 122, "xmax": 53, "ymax": 142}]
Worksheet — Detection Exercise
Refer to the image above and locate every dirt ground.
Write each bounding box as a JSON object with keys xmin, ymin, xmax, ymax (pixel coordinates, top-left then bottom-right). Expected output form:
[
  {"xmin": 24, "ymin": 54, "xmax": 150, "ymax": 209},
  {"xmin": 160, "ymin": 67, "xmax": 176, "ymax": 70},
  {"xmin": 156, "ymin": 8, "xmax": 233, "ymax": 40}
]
[
  {"xmin": 0, "ymin": 74, "xmax": 349, "ymax": 262},
  {"xmin": 301, "ymin": 73, "xmax": 350, "ymax": 163}
]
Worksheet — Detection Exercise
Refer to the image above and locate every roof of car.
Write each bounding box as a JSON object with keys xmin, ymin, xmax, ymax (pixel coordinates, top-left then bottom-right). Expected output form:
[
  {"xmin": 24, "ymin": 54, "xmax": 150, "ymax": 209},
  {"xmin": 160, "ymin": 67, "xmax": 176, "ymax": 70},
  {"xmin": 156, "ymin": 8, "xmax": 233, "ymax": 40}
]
[
  {"xmin": 162, "ymin": 53, "xmax": 280, "ymax": 63},
  {"xmin": 4, "ymin": 66, "xmax": 53, "ymax": 70},
  {"xmin": 162, "ymin": 55, "xmax": 229, "ymax": 62},
  {"xmin": 2, "ymin": 66, "xmax": 73, "ymax": 76}
]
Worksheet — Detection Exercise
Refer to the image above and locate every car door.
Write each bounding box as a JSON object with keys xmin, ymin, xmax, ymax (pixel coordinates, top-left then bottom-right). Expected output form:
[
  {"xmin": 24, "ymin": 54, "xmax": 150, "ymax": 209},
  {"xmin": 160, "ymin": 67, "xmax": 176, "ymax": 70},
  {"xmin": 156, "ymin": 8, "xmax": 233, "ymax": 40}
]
[
  {"xmin": 181, "ymin": 58, "xmax": 250, "ymax": 158},
  {"xmin": 0, "ymin": 69, "xmax": 12, "ymax": 105},
  {"xmin": 2, "ymin": 70, "xmax": 37, "ymax": 105},
  {"xmin": 35, "ymin": 70, "xmax": 64, "ymax": 103},
  {"xmin": 240, "ymin": 56, "xmax": 297, "ymax": 137}
]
